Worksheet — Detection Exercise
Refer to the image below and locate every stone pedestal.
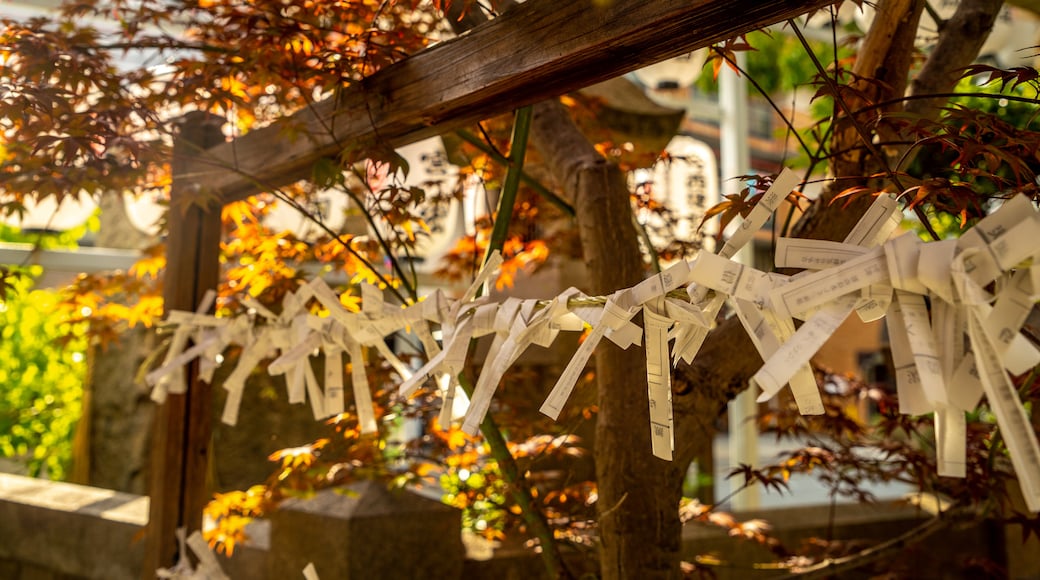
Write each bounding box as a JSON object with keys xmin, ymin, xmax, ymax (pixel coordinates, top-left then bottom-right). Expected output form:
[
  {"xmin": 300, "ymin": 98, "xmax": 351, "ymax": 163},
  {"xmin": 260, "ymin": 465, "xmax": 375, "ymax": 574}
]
[{"xmin": 269, "ymin": 481, "xmax": 464, "ymax": 579}]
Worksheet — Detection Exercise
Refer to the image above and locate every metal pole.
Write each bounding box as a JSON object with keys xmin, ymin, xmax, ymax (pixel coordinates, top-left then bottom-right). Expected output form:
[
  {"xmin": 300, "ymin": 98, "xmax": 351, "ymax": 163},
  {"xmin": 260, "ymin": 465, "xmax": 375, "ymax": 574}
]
[{"xmin": 719, "ymin": 51, "xmax": 760, "ymax": 511}]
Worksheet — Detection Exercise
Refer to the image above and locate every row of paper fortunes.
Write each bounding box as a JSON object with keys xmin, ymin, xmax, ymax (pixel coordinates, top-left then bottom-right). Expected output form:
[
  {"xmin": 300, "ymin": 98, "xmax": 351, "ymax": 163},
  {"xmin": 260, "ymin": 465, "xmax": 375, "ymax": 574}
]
[
  {"xmin": 148, "ymin": 169, "xmax": 1040, "ymax": 512},
  {"xmin": 156, "ymin": 529, "xmax": 321, "ymax": 580}
]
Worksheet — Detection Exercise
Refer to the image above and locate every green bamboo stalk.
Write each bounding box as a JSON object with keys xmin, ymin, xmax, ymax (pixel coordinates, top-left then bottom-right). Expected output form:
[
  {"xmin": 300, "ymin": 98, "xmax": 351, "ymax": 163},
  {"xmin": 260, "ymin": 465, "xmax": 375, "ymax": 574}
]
[
  {"xmin": 455, "ymin": 129, "xmax": 575, "ymax": 217},
  {"xmin": 483, "ymin": 106, "xmax": 533, "ymax": 264},
  {"xmin": 466, "ymin": 106, "xmax": 568, "ymax": 579}
]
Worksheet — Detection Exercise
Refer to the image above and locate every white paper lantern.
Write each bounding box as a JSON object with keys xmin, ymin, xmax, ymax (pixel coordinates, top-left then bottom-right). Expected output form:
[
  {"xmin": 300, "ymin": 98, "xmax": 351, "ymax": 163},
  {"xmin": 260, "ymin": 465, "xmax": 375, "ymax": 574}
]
[
  {"xmin": 123, "ymin": 191, "xmax": 165, "ymax": 235},
  {"xmin": 631, "ymin": 134, "xmax": 720, "ymax": 247},
  {"xmin": 262, "ymin": 187, "xmax": 352, "ymax": 239}
]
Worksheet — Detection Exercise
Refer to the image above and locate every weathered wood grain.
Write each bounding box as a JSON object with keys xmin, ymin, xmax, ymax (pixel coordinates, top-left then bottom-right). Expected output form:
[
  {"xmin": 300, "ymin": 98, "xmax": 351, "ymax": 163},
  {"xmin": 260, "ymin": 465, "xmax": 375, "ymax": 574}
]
[
  {"xmin": 190, "ymin": 0, "xmax": 836, "ymax": 204},
  {"xmin": 143, "ymin": 113, "xmax": 224, "ymax": 579}
]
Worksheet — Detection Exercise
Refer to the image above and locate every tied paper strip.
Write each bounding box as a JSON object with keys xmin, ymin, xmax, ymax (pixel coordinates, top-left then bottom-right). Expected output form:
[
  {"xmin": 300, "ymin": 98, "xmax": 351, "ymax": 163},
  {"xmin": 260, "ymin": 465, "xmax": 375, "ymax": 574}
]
[
  {"xmin": 732, "ymin": 297, "xmax": 823, "ymax": 415},
  {"xmin": 398, "ymin": 252, "xmax": 504, "ymax": 400},
  {"xmin": 149, "ymin": 289, "xmax": 218, "ymax": 403},
  {"xmin": 931, "ymin": 299, "xmax": 967, "ymax": 478},
  {"xmin": 540, "ymin": 298, "xmax": 638, "ymax": 420},
  {"xmin": 460, "ymin": 297, "xmax": 525, "ymax": 435},
  {"xmin": 437, "ymin": 373, "xmax": 459, "ymax": 430},
  {"xmin": 894, "ymin": 291, "xmax": 946, "ymax": 406},
  {"xmin": 346, "ymin": 338, "xmax": 377, "ymax": 434},
  {"xmin": 754, "ymin": 296, "xmax": 858, "ymax": 402},
  {"xmin": 774, "ymin": 237, "xmax": 870, "ymax": 270},
  {"xmin": 221, "ymin": 332, "xmax": 274, "ymax": 426},
  {"xmin": 886, "ymin": 298, "xmax": 931, "ymax": 415},
  {"xmin": 688, "ymin": 255, "xmax": 820, "ymax": 409},
  {"xmin": 673, "ymin": 168, "xmax": 800, "ymax": 365},
  {"xmin": 324, "ymin": 340, "xmax": 345, "ymax": 417},
  {"xmin": 968, "ymin": 314, "xmax": 1040, "ymax": 512},
  {"xmin": 958, "ymin": 194, "xmax": 1039, "ymax": 287},
  {"xmin": 984, "ymin": 270, "xmax": 1040, "ymax": 373},
  {"xmin": 720, "ymin": 167, "xmax": 801, "ymax": 260},
  {"xmin": 935, "ymin": 404, "xmax": 967, "ymax": 479},
  {"xmin": 751, "ymin": 195, "xmax": 903, "ymax": 408},
  {"xmin": 769, "ymin": 246, "xmax": 889, "ymax": 320},
  {"xmin": 843, "ymin": 193, "xmax": 902, "ymax": 247},
  {"xmin": 643, "ymin": 299, "xmax": 675, "ymax": 459},
  {"xmin": 146, "ymin": 172, "xmax": 1040, "ymax": 510},
  {"xmin": 156, "ymin": 529, "xmax": 230, "ymax": 580},
  {"xmin": 286, "ymin": 315, "xmax": 311, "ymax": 404}
]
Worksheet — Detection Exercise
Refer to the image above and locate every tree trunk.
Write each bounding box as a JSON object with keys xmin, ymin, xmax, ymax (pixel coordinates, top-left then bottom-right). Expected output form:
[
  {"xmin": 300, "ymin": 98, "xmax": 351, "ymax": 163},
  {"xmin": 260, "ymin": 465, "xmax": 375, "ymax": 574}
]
[
  {"xmin": 792, "ymin": 0, "xmax": 925, "ymax": 242},
  {"xmin": 907, "ymin": 0, "xmax": 1005, "ymax": 117},
  {"xmin": 793, "ymin": 0, "xmax": 1003, "ymax": 240},
  {"xmin": 531, "ymin": 100, "xmax": 685, "ymax": 578}
]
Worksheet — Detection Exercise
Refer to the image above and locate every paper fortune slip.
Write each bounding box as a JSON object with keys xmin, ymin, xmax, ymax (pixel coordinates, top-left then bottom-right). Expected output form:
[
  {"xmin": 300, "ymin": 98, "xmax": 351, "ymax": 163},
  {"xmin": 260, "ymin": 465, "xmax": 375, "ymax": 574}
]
[{"xmin": 145, "ymin": 174, "xmax": 1040, "ymax": 512}]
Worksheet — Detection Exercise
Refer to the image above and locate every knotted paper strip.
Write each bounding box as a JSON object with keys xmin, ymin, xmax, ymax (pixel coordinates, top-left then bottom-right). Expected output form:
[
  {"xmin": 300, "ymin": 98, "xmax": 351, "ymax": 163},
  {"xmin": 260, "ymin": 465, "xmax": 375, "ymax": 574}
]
[{"xmin": 147, "ymin": 178, "xmax": 1040, "ymax": 511}]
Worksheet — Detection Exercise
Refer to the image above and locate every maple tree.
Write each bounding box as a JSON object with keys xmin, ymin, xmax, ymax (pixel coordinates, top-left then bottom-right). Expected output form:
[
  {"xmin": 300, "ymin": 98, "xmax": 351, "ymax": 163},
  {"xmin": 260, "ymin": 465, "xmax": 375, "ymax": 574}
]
[{"xmin": 3, "ymin": 0, "xmax": 1040, "ymax": 578}]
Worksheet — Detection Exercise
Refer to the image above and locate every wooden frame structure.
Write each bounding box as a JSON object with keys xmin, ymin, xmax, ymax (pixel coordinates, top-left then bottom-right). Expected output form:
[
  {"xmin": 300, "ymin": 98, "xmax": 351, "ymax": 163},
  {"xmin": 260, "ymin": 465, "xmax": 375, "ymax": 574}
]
[{"xmin": 144, "ymin": 0, "xmax": 835, "ymax": 574}]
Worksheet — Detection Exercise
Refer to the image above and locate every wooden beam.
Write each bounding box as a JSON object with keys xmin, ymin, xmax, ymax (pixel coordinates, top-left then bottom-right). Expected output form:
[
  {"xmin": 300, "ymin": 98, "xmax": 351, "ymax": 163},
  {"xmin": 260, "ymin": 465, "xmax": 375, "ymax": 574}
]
[
  {"xmin": 195, "ymin": 0, "xmax": 835, "ymax": 204},
  {"xmin": 143, "ymin": 112, "xmax": 225, "ymax": 578}
]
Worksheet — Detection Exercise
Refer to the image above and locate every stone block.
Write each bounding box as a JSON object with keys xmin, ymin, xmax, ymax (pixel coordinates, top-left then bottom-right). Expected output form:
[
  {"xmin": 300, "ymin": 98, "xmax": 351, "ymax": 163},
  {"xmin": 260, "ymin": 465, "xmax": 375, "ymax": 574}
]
[
  {"xmin": 269, "ymin": 480, "xmax": 464, "ymax": 579},
  {"xmin": 0, "ymin": 474, "xmax": 147, "ymax": 580}
]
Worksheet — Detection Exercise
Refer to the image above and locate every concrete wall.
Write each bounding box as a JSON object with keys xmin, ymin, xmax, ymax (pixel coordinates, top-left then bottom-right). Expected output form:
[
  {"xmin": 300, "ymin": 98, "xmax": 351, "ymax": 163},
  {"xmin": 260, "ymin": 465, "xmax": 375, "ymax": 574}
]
[
  {"xmin": 0, "ymin": 473, "xmax": 462, "ymax": 580},
  {"xmin": 1, "ymin": 472, "xmax": 1033, "ymax": 579},
  {"xmin": 0, "ymin": 473, "xmax": 146, "ymax": 580}
]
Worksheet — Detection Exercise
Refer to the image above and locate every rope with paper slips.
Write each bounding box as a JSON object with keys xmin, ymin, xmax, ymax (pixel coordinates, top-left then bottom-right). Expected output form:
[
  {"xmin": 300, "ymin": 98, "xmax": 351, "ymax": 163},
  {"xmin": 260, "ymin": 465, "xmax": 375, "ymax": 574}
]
[{"xmin": 147, "ymin": 167, "xmax": 1040, "ymax": 512}]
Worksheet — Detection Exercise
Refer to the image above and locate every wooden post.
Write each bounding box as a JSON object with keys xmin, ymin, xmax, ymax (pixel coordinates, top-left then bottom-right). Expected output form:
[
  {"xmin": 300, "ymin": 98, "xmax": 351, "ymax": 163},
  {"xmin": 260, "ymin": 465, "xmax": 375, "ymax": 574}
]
[{"xmin": 142, "ymin": 112, "xmax": 225, "ymax": 578}]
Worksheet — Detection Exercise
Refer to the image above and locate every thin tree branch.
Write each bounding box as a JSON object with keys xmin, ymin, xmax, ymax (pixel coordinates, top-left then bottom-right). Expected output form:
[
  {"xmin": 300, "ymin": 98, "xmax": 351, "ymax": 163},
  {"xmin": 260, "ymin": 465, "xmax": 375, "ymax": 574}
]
[
  {"xmin": 174, "ymin": 137, "xmax": 411, "ymax": 302},
  {"xmin": 714, "ymin": 48, "xmax": 814, "ymax": 160},
  {"xmin": 343, "ymin": 166, "xmax": 421, "ymax": 301},
  {"xmin": 632, "ymin": 212, "xmax": 661, "ymax": 274},
  {"xmin": 789, "ymin": 19, "xmax": 942, "ymax": 242},
  {"xmin": 777, "ymin": 505, "xmax": 973, "ymax": 579},
  {"xmin": 477, "ymin": 121, "xmax": 508, "ymax": 161},
  {"xmin": 789, "ymin": 20, "xmax": 904, "ymax": 189},
  {"xmin": 455, "ymin": 374, "xmax": 571, "ymax": 580},
  {"xmin": 856, "ymin": 91, "xmax": 1040, "ymax": 117}
]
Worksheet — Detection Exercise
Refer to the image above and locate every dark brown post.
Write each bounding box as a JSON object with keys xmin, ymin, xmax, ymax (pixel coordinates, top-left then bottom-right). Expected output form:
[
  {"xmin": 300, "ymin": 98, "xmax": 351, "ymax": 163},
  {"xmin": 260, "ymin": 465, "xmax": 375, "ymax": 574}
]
[{"xmin": 142, "ymin": 112, "xmax": 224, "ymax": 578}]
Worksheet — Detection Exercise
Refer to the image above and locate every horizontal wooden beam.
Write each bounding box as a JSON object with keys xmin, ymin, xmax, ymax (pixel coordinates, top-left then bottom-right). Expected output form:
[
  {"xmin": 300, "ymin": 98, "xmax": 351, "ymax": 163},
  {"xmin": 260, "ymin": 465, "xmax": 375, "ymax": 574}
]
[{"xmin": 196, "ymin": 0, "xmax": 835, "ymax": 204}]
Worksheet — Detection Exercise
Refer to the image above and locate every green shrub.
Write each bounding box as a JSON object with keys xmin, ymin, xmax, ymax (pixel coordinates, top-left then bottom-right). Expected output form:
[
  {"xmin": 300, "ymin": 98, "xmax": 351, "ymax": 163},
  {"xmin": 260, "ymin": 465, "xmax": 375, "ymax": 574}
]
[{"xmin": 0, "ymin": 271, "xmax": 87, "ymax": 479}]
